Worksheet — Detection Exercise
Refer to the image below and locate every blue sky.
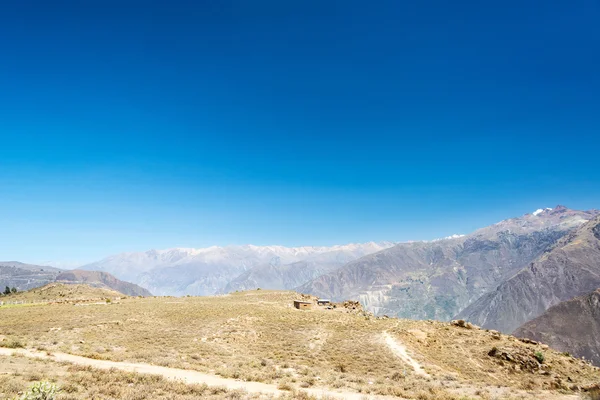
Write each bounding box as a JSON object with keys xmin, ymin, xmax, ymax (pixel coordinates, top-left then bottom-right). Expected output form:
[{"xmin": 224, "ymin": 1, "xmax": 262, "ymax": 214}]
[{"xmin": 1, "ymin": 1, "xmax": 599, "ymax": 264}]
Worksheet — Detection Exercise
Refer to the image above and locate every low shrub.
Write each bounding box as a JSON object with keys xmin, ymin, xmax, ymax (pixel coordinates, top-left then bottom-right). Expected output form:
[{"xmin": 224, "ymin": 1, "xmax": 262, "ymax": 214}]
[
  {"xmin": 15, "ymin": 381, "xmax": 60, "ymax": 400},
  {"xmin": 534, "ymin": 351, "xmax": 545, "ymax": 364},
  {"xmin": 1, "ymin": 339, "xmax": 25, "ymax": 349}
]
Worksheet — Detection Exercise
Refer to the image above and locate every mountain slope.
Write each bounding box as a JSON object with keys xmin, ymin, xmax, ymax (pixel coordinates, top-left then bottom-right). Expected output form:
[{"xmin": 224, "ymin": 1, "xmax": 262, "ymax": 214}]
[
  {"xmin": 55, "ymin": 270, "xmax": 152, "ymax": 297},
  {"xmin": 221, "ymin": 242, "xmax": 394, "ymax": 293},
  {"xmin": 513, "ymin": 288, "xmax": 600, "ymax": 366},
  {"xmin": 298, "ymin": 206, "xmax": 599, "ymax": 321},
  {"xmin": 81, "ymin": 243, "xmax": 394, "ymax": 296},
  {"xmin": 0, "ymin": 262, "xmax": 63, "ymax": 291},
  {"xmin": 9, "ymin": 283, "xmax": 125, "ymax": 302},
  {"xmin": 458, "ymin": 214, "xmax": 600, "ymax": 333},
  {"xmin": 0, "ymin": 262, "xmax": 151, "ymax": 297}
]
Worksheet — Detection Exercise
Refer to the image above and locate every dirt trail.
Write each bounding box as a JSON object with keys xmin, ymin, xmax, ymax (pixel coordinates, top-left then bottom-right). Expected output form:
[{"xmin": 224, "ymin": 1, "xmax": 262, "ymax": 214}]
[
  {"xmin": 0, "ymin": 348, "xmax": 398, "ymax": 400},
  {"xmin": 382, "ymin": 332, "xmax": 429, "ymax": 377}
]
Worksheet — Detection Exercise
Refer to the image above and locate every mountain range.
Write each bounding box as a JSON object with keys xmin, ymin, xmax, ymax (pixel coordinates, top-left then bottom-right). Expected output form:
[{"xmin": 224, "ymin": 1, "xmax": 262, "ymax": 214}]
[
  {"xmin": 298, "ymin": 206, "xmax": 599, "ymax": 322},
  {"xmin": 81, "ymin": 242, "xmax": 395, "ymax": 296},
  {"xmin": 77, "ymin": 206, "xmax": 600, "ymax": 327},
  {"xmin": 13, "ymin": 204, "xmax": 600, "ymax": 365}
]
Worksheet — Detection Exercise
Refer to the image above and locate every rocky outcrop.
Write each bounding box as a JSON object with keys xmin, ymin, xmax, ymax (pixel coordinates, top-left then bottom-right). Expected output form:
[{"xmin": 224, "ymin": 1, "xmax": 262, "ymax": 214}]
[{"xmin": 513, "ymin": 288, "xmax": 600, "ymax": 366}]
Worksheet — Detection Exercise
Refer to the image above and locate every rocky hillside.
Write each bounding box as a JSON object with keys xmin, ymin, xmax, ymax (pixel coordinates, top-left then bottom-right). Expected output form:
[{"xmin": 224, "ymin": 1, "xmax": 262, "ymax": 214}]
[
  {"xmin": 0, "ymin": 262, "xmax": 63, "ymax": 291},
  {"xmin": 298, "ymin": 206, "xmax": 599, "ymax": 321},
  {"xmin": 81, "ymin": 243, "xmax": 394, "ymax": 296},
  {"xmin": 458, "ymin": 214, "xmax": 600, "ymax": 333},
  {"xmin": 0, "ymin": 262, "xmax": 151, "ymax": 297},
  {"xmin": 513, "ymin": 288, "xmax": 600, "ymax": 366},
  {"xmin": 55, "ymin": 270, "xmax": 152, "ymax": 297}
]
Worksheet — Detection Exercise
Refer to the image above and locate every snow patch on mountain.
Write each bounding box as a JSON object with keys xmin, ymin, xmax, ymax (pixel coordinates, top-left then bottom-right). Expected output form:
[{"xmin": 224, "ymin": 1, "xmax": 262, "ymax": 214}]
[{"xmin": 430, "ymin": 234, "xmax": 466, "ymax": 242}]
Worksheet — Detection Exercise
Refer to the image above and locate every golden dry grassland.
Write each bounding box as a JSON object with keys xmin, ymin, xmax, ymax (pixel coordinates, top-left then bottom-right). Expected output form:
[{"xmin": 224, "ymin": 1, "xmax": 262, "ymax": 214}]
[{"xmin": 1, "ymin": 288, "xmax": 598, "ymax": 399}]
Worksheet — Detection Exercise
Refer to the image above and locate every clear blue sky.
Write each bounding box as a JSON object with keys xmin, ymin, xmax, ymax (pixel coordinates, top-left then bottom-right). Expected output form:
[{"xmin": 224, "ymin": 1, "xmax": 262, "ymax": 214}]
[{"xmin": 1, "ymin": 1, "xmax": 599, "ymax": 264}]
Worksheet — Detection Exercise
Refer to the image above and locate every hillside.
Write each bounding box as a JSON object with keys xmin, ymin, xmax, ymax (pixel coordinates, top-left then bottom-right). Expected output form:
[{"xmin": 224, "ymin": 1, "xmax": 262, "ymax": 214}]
[
  {"xmin": 458, "ymin": 214, "xmax": 600, "ymax": 333},
  {"xmin": 0, "ymin": 262, "xmax": 62, "ymax": 291},
  {"xmin": 5, "ymin": 283, "xmax": 124, "ymax": 302},
  {"xmin": 298, "ymin": 206, "xmax": 599, "ymax": 321},
  {"xmin": 55, "ymin": 270, "xmax": 152, "ymax": 296},
  {"xmin": 513, "ymin": 288, "xmax": 600, "ymax": 366},
  {"xmin": 0, "ymin": 263, "xmax": 152, "ymax": 297},
  {"xmin": 0, "ymin": 290, "xmax": 599, "ymax": 400},
  {"xmin": 81, "ymin": 243, "xmax": 394, "ymax": 296}
]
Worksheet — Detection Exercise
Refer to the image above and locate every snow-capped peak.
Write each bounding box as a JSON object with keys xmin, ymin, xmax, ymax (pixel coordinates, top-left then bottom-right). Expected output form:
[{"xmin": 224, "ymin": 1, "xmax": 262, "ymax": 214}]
[
  {"xmin": 429, "ymin": 234, "xmax": 466, "ymax": 242},
  {"xmin": 532, "ymin": 208, "xmax": 553, "ymax": 216}
]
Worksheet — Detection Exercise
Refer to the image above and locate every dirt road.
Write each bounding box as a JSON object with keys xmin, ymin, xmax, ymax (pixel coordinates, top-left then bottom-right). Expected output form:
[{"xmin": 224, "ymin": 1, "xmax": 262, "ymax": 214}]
[
  {"xmin": 382, "ymin": 331, "xmax": 429, "ymax": 377},
  {"xmin": 0, "ymin": 347, "xmax": 398, "ymax": 399}
]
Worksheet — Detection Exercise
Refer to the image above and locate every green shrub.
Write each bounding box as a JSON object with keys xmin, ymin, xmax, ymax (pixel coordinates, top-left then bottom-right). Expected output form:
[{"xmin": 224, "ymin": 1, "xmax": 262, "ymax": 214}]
[
  {"xmin": 15, "ymin": 381, "xmax": 60, "ymax": 400},
  {"xmin": 1, "ymin": 339, "xmax": 25, "ymax": 349},
  {"xmin": 534, "ymin": 351, "xmax": 545, "ymax": 364}
]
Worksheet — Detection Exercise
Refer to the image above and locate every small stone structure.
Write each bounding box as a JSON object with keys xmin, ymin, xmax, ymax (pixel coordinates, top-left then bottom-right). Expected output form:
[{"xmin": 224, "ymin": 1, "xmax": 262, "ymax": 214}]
[
  {"xmin": 293, "ymin": 300, "xmax": 312, "ymax": 310},
  {"xmin": 317, "ymin": 299, "xmax": 331, "ymax": 305}
]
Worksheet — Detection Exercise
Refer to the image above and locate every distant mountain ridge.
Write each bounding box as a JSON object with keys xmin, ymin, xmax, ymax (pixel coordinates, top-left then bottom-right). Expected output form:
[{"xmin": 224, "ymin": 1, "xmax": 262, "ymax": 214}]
[
  {"xmin": 79, "ymin": 207, "xmax": 600, "ymax": 304},
  {"xmin": 221, "ymin": 242, "xmax": 394, "ymax": 293},
  {"xmin": 297, "ymin": 206, "xmax": 600, "ymax": 321},
  {"xmin": 0, "ymin": 262, "xmax": 151, "ymax": 297},
  {"xmin": 81, "ymin": 242, "xmax": 395, "ymax": 296}
]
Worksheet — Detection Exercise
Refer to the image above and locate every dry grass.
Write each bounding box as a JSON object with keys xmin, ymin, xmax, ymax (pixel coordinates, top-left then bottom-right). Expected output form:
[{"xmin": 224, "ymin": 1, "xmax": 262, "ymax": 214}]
[
  {"xmin": 0, "ymin": 289, "xmax": 597, "ymax": 399},
  {"xmin": 0, "ymin": 356, "xmax": 327, "ymax": 400},
  {"xmin": 3, "ymin": 283, "xmax": 124, "ymax": 303}
]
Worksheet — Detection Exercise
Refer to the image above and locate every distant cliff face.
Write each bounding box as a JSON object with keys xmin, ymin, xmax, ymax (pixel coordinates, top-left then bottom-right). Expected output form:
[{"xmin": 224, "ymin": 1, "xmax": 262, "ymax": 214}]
[
  {"xmin": 0, "ymin": 262, "xmax": 62, "ymax": 291},
  {"xmin": 298, "ymin": 207, "xmax": 600, "ymax": 321},
  {"xmin": 458, "ymin": 215, "xmax": 600, "ymax": 333},
  {"xmin": 55, "ymin": 270, "xmax": 152, "ymax": 297},
  {"xmin": 513, "ymin": 289, "xmax": 600, "ymax": 366}
]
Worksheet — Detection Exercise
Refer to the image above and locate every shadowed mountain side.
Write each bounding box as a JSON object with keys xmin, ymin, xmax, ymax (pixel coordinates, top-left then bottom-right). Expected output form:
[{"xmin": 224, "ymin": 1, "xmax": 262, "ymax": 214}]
[{"xmin": 513, "ymin": 288, "xmax": 600, "ymax": 366}]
